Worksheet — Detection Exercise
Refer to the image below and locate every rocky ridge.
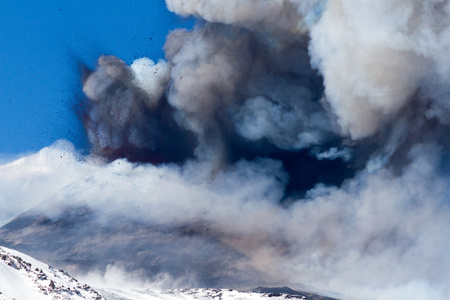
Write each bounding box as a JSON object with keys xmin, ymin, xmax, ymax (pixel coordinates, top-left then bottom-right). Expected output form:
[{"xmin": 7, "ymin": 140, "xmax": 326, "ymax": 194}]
[{"xmin": 0, "ymin": 246, "xmax": 104, "ymax": 300}]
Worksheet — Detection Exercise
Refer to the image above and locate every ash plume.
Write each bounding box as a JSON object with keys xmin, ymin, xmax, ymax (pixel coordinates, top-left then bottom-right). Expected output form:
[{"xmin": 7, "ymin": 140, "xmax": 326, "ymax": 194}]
[
  {"xmin": 82, "ymin": 55, "xmax": 196, "ymax": 163},
  {"xmin": 2, "ymin": 1, "xmax": 450, "ymax": 300},
  {"xmin": 82, "ymin": 19, "xmax": 350, "ymax": 193},
  {"xmin": 309, "ymin": 0, "xmax": 450, "ymax": 139}
]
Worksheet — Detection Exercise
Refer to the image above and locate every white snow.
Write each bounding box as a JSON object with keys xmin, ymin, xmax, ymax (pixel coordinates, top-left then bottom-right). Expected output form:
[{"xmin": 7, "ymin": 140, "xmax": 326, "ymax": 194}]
[
  {"xmin": 0, "ymin": 246, "xmax": 104, "ymax": 300},
  {"xmin": 98, "ymin": 287, "xmax": 311, "ymax": 300},
  {"xmin": 0, "ymin": 246, "xmax": 326, "ymax": 300}
]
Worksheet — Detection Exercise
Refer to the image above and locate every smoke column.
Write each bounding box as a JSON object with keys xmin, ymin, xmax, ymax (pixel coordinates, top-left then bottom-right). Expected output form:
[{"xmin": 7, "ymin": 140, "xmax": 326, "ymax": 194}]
[{"xmin": 2, "ymin": 1, "xmax": 450, "ymax": 299}]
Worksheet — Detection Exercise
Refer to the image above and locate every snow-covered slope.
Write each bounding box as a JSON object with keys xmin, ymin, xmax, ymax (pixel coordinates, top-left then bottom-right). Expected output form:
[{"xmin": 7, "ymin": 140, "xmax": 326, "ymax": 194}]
[
  {"xmin": 97, "ymin": 286, "xmax": 339, "ymax": 300},
  {"xmin": 0, "ymin": 246, "xmax": 338, "ymax": 300},
  {"xmin": 99, "ymin": 287, "xmax": 314, "ymax": 300},
  {"xmin": 0, "ymin": 246, "xmax": 104, "ymax": 300}
]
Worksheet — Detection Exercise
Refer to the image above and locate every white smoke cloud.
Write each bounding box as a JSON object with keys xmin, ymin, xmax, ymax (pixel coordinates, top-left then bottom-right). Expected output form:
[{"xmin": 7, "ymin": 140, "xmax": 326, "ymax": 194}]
[
  {"xmin": 165, "ymin": 0, "xmax": 328, "ymax": 35},
  {"xmin": 81, "ymin": 265, "xmax": 192, "ymax": 291},
  {"xmin": 312, "ymin": 146, "xmax": 351, "ymax": 161},
  {"xmin": 3, "ymin": 1, "xmax": 450, "ymax": 300},
  {"xmin": 0, "ymin": 141, "xmax": 88, "ymax": 226},
  {"xmin": 166, "ymin": 0, "xmax": 296, "ymax": 32},
  {"xmin": 1, "ymin": 141, "xmax": 450, "ymax": 299},
  {"xmin": 131, "ymin": 58, "xmax": 171, "ymax": 106},
  {"xmin": 309, "ymin": 0, "xmax": 450, "ymax": 139},
  {"xmin": 234, "ymin": 95, "xmax": 331, "ymax": 149}
]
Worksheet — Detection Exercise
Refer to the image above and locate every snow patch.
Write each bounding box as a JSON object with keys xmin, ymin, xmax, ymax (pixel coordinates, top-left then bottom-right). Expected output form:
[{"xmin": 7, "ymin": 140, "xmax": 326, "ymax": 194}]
[{"xmin": 0, "ymin": 246, "xmax": 104, "ymax": 300}]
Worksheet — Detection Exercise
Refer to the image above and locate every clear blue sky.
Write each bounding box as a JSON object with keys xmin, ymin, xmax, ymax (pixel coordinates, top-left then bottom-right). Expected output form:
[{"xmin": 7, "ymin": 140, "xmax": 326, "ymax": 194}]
[{"xmin": 0, "ymin": 0, "xmax": 192, "ymax": 154}]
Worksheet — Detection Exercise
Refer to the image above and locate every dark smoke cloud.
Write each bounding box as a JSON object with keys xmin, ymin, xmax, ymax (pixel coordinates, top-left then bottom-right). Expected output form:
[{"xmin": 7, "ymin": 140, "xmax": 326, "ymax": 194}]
[
  {"xmin": 82, "ymin": 20, "xmax": 352, "ymax": 194},
  {"xmin": 2, "ymin": 1, "xmax": 450, "ymax": 299},
  {"xmin": 82, "ymin": 55, "xmax": 196, "ymax": 163}
]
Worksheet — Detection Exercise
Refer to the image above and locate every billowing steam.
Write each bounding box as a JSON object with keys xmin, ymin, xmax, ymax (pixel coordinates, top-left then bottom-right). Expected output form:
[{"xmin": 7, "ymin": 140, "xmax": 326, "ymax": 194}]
[
  {"xmin": 2, "ymin": 1, "xmax": 450, "ymax": 299},
  {"xmin": 309, "ymin": 0, "xmax": 450, "ymax": 140}
]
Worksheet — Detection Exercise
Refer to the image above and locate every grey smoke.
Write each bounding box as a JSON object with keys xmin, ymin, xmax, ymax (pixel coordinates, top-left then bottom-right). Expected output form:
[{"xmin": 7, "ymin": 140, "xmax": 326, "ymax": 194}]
[
  {"xmin": 2, "ymin": 1, "xmax": 450, "ymax": 300},
  {"xmin": 1, "ymin": 141, "xmax": 450, "ymax": 299},
  {"xmin": 309, "ymin": 0, "xmax": 450, "ymax": 139},
  {"xmin": 83, "ymin": 55, "xmax": 196, "ymax": 163}
]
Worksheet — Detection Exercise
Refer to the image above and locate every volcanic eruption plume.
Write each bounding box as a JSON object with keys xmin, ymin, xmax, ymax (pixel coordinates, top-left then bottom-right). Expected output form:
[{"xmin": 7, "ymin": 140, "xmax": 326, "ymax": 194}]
[{"xmin": 2, "ymin": 1, "xmax": 450, "ymax": 300}]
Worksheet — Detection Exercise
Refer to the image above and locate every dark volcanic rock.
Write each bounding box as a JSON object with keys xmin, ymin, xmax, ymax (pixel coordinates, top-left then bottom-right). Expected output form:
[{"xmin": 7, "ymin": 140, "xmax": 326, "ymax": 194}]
[
  {"xmin": 0, "ymin": 205, "xmax": 263, "ymax": 288},
  {"xmin": 253, "ymin": 286, "xmax": 339, "ymax": 300}
]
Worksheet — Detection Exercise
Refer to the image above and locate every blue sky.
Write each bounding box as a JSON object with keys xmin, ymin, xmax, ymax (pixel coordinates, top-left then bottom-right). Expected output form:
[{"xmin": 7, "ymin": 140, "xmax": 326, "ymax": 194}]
[{"xmin": 0, "ymin": 0, "xmax": 192, "ymax": 154}]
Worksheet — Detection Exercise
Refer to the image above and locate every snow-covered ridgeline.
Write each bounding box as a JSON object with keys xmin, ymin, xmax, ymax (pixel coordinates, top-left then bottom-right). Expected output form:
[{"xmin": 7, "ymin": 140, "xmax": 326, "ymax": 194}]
[
  {"xmin": 0, "ymin": 246, "xmax": 337, "ymax": 300},
  {"xmin": 99, "ymin": 287, "xmax": 311, "ymax": 300},
  {"xmin": 0, "ymin": 246, "xmax": 104, "ymax": 300}
]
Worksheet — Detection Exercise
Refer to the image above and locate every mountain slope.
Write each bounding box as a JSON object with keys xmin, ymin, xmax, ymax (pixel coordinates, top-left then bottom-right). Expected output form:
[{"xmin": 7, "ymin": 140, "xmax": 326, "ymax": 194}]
[
  {"xmin": 97, "ymin": 287, "xmax": 338, "ymax": 300},
  {"xmin": 0, "ymin": 245, "xmax": 340, "ymax": 300},
  {"xmin": 0, "ymin": 207, "xmax": 264, "ymax": 288},
  {"xmin": 0, "ymin": 246, "xmax": 105, "ymax": 300}
]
